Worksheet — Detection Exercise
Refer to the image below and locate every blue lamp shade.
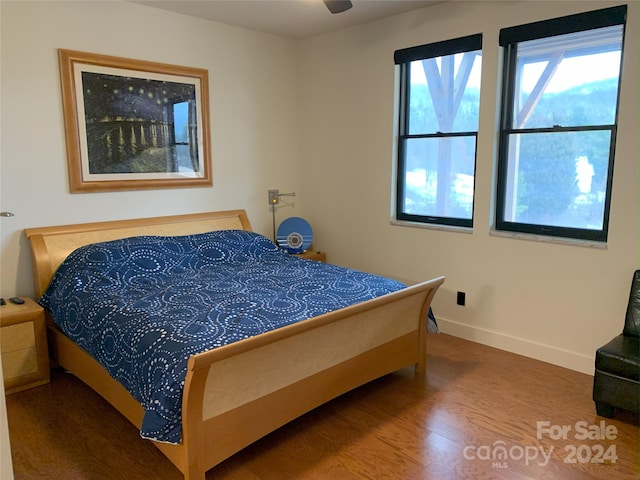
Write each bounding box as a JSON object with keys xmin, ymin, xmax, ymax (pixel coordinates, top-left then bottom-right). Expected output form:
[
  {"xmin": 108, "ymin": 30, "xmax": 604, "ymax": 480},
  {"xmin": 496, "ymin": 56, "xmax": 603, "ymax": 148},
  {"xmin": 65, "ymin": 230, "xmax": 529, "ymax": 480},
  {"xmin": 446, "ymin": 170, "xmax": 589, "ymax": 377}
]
[{"xmin": 276, "ymin": 217, "xmax": 313, "ymax": 253}]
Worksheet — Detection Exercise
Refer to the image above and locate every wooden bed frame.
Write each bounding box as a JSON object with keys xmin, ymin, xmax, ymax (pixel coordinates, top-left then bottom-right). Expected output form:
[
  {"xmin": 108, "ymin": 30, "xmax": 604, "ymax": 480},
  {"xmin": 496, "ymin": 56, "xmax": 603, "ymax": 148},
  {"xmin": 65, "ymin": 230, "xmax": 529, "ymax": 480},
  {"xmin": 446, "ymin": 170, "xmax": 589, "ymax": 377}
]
[{"xmin": 25, "ymin": 209, "xmax": 444, "ymax": 480}]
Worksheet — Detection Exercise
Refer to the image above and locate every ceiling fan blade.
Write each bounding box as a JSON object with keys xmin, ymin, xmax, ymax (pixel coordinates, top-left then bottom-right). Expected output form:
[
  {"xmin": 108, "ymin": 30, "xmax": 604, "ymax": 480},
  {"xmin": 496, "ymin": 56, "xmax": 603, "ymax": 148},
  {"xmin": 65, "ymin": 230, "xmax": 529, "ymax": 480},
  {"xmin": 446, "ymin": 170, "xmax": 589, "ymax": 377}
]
[{"xmin": 323, "ymin": 0, "xmax": 353, "ymax": 14}]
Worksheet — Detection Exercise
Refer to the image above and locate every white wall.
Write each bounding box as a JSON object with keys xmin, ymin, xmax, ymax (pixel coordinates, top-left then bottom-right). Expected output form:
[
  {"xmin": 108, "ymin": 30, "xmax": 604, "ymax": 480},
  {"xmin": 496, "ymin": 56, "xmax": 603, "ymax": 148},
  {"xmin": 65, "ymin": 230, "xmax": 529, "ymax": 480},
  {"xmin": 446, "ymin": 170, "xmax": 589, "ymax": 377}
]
[
  {"xmin": 0, "ymin": 0, "xmax": 302, "ymax": 298},
  {"xmin": 298, "ymin": 0, "xmax": 639, "ymax": 374}
]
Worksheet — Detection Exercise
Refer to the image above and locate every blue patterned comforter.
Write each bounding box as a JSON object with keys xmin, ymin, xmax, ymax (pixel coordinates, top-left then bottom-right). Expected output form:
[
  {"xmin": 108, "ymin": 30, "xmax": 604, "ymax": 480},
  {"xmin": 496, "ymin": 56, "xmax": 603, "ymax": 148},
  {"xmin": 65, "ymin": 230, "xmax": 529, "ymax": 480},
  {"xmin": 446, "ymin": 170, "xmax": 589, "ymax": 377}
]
[{"xmin": 39, "ymin": 230, "xmax": 407, "ymax": 444}]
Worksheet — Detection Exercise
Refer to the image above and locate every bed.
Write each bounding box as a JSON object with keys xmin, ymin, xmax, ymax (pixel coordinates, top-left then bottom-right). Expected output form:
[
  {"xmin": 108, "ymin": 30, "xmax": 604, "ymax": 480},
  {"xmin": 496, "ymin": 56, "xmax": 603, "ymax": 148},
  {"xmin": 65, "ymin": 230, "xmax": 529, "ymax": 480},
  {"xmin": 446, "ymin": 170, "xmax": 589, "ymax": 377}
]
[{"xmin": 25, "ymin": 209, "xmax": 444, "ymax": 480}]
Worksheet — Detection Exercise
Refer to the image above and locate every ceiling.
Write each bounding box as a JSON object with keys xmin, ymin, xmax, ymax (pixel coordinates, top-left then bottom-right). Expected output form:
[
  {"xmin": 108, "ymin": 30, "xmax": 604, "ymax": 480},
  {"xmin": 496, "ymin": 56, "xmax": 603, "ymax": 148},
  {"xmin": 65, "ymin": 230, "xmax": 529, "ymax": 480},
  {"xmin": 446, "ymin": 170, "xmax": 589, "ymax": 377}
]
[{"xmin": 131, "ymin": 0, "xmax": 442, "ymax": 39}]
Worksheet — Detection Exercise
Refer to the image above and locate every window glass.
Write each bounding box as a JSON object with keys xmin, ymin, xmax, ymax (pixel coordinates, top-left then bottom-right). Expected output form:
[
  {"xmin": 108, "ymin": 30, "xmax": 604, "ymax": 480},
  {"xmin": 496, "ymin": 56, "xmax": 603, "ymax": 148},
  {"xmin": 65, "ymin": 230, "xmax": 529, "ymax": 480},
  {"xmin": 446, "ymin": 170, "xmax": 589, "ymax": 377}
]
[
  {"xmin": 502, "ymin": 130, "xmax": 611, "ymax": 230},
  {"xmin": 401, "ymin": 136, "xmax": 476, "ymax": 221},
  {"xmin": 408, "ymin": 54, "xmax": 482, "ymax": 134},
  {"xmin": 512, "ymin": 27, "xmax": 622, "ymax": 129}
]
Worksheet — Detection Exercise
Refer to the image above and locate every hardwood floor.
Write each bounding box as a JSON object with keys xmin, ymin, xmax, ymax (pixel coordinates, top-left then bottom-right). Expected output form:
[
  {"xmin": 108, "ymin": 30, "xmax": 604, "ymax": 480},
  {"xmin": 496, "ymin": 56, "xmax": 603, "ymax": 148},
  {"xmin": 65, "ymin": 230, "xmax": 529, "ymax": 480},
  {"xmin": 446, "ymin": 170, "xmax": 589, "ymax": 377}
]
[{"xmin": 5, "ymin": 333, "xmax": 639, "ymax": 479}]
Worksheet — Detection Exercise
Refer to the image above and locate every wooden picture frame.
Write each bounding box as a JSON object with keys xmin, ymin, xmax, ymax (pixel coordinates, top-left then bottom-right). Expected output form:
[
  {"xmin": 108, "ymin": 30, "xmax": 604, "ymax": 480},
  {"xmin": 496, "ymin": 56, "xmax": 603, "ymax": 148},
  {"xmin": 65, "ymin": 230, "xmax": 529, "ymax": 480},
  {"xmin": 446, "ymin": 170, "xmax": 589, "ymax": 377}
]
[{"xmin": 59, "ymin": 49, "xmax": 212, "ymax": 192}]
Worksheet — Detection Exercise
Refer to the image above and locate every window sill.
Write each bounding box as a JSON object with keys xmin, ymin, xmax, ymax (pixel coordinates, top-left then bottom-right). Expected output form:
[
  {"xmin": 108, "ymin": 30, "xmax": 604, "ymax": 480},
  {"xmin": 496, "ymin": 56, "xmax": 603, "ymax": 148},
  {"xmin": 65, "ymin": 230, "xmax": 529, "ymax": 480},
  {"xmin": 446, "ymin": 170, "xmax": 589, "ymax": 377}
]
[
  {"xmin": 389, "ymin": 218, "xmax": 608, "ymax": 249},
  {"xmin": 489, "ymin": 229, "xmax": 607, "ymax": 249},
  {"xmin": 390, "ymin": 218, "xmax": 473, "ymax": 235}
]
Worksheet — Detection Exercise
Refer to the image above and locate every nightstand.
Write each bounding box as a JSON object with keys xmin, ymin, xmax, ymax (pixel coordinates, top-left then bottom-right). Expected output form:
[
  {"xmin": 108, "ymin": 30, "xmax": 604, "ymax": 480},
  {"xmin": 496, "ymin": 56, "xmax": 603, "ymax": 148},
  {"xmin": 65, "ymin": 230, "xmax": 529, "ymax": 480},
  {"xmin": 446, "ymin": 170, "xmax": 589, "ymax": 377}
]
[
  {"xmin": 293, "ymin": 250, "xmax": 326, "ymax": 262},
  {"xmin": 0, "ymin": 297, "xmax": 49, "ymax": 394}
]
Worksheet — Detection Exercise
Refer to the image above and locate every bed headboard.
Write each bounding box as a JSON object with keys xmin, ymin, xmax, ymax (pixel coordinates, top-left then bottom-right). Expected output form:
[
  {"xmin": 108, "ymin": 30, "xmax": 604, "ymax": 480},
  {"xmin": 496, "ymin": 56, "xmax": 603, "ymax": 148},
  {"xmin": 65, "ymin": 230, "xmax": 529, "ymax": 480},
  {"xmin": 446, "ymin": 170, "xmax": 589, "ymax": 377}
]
[{"xmin": 24, "ymin": 209, "xmax": 252, "ymax": 298}]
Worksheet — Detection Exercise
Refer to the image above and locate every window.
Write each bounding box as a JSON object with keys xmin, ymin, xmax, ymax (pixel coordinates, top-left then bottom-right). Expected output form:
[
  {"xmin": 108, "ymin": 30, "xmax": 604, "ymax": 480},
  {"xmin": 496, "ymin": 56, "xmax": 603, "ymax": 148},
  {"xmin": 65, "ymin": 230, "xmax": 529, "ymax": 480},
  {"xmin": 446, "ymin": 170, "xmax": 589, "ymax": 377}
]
[
  {"xmin": 394, "ymin": 34, "xmax": 482, "ymax": 228},
  {"xmin": 168, "ymin": 98, "xmax": 199, "ymax": 173},
  {"xmin": 495, "ymin": 6, "xmax": 627, "ymax": 242}
]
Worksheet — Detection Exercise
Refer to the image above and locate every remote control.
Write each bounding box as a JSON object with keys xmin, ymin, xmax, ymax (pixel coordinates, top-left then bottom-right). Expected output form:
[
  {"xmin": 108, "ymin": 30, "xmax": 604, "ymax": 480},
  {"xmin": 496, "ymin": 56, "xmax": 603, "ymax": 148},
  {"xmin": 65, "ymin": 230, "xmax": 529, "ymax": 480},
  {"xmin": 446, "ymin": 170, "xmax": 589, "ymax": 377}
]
[{"xmin": 8, "ymin": 297, "xmax": 25, "ymax": 305}]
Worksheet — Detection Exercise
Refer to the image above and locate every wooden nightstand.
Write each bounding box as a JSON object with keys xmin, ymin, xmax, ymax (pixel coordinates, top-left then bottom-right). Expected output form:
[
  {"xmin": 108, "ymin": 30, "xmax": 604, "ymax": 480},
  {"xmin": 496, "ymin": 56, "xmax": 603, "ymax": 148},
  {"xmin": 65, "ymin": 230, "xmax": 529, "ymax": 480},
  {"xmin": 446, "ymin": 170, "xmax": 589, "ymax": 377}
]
[
  {"xmin": 293, "ymin": 250, "xmax": 326, "ymax": 262},
  {"xmin": 0, "ymin": 297, "xmax": 49, "ymax": 394}
]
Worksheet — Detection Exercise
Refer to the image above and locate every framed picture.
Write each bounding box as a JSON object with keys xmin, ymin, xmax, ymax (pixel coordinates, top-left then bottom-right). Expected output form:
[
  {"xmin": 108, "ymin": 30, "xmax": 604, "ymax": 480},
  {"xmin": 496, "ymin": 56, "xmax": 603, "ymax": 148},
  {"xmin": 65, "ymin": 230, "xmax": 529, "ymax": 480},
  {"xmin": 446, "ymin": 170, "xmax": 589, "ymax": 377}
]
[{"xmin": 59, "ymin": 49, "xmax": 212, "ymax": 192}]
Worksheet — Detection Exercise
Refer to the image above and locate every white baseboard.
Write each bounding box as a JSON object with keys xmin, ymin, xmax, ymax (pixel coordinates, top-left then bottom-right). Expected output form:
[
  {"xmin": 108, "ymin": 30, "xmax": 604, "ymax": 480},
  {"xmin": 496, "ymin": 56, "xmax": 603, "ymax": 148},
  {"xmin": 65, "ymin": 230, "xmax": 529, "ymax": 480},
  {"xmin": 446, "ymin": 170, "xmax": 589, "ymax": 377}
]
[{"xmin": 436, "ymin": 317, "xmax": 595, "ymax": 375}]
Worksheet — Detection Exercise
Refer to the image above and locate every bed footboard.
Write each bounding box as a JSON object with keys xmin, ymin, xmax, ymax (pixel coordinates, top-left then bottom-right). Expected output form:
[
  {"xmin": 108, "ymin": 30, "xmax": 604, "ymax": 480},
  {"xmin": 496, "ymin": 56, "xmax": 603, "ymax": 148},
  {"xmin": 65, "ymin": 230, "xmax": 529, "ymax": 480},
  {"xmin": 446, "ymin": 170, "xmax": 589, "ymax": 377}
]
[{"xmin": 180, "ymin": 276, "xmax": 444, "ymax": 480}]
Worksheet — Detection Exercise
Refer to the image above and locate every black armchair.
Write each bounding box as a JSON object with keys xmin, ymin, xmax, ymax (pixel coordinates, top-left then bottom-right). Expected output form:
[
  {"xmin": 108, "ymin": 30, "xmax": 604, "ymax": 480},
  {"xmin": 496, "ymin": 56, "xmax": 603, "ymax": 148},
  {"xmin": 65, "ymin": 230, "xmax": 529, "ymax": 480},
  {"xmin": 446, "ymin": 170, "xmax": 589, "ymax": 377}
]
[{"xmin": 592, "ymin": 269, "xmax": 640, "ymax": 418}]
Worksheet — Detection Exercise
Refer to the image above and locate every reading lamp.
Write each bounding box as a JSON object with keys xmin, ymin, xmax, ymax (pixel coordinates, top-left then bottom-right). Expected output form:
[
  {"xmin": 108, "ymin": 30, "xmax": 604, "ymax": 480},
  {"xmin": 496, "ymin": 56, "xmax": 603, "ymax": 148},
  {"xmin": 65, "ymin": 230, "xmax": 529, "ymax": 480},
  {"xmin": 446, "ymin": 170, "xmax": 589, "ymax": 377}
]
[{"xmin": 268, "ymin": 189, "xmax": 295, "ymax": 242}]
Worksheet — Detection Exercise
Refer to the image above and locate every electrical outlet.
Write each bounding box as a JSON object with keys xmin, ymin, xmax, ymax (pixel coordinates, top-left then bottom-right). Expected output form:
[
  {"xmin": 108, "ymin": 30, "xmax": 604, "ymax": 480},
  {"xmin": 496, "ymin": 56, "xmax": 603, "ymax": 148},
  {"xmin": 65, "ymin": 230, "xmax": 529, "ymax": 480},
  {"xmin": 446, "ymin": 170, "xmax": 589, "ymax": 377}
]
[
  {"xmin": 268, "ymin": 189, "xmax": 279, "ymax": 205},
  {"xmin": 457, "ymin": 291, "xmax": 466, "ymax": 306}
]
